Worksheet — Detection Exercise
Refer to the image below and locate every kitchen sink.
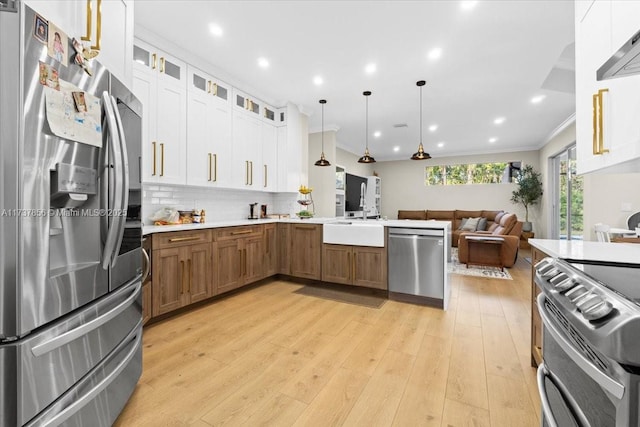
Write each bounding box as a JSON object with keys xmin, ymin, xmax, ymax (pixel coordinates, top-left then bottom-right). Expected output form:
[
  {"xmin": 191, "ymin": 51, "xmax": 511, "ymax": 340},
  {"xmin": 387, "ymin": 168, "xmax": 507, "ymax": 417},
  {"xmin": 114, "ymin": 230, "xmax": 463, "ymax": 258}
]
[{"xmin": 323, "ymin": 221, "xmax": 385, "ymax": 247}]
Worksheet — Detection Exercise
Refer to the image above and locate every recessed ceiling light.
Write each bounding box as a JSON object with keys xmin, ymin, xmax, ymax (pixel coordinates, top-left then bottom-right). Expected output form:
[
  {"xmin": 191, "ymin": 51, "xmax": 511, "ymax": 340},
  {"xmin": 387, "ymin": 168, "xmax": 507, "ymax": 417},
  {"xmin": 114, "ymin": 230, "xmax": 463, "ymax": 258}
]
[
  {"xmin": 489, "ymin": 137, "xmax": 497, "ymax": 143},
  {"xmin": 209, "ymin": 23, "xmax": 223, "ymax": 37},
  {"xmin": 531, "ymin": 95, "xmax": 546, "ymax": 104},
  {"xmin": 365, "ymin": 63, "xmax": 377, "ymax": 74},
  {"xmin": 393, "ymin": 146, "xmax": 400, "ymax": 152},
  {"xmin": 313, "ymin": 76, "xmax": 323, "ymax": 86},
  {"xmin": 429, "ymin": 124, "xmax": 438, "ymax": 132},
  {"xmin": 437, "ymin": 142, "xmax": 445, "ymax": 148},
  {"xmin": 460, "ymin": 1, "xmax": 478, "ymax": 11},
  {"xmin": 257, "ymin": 57, "xmax": 270, "ymax": 68},
  {"xmin": 494, "ymin": 117, "xmax": 505, "ymax": 125},
  {"xmin": 428, "ymin": 48, "xmax": 442, "ymax": 60},
  {"xmin": 373, "ymin": 131, "xmax": 381, "ymax": 138}
]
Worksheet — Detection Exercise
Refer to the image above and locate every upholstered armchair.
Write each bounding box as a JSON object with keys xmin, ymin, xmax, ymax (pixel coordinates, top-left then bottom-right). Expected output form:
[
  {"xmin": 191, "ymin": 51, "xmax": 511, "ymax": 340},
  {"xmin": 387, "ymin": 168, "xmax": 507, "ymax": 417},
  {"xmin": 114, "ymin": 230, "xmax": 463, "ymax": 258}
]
[{"xmin": 457, "ymin": 213, "xmax": 523, "ymax": 268}]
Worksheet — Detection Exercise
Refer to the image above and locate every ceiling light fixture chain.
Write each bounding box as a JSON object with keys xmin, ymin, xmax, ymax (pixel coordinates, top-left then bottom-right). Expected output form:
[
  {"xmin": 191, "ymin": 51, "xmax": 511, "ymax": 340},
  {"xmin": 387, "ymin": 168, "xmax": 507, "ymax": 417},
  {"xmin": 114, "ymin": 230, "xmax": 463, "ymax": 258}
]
[
  {"xmin": 314, "ymin": 99, "xmax": 331, "ymax": 166},
  {"xmin": 411, "ymin": 80, "xmax": 431, "ymax": 160},
  {"xmin": 358, "ymin": 90, "xmax": 376, "ymax": 163}
]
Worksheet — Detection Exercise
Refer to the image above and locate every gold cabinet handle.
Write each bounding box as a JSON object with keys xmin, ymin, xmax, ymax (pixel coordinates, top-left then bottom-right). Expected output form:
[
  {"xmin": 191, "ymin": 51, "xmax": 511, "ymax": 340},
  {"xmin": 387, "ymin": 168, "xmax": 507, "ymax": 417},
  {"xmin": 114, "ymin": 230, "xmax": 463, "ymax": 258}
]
[
  {"xmin": 250, "ymin": 161, "xmax": 253, "ymax": 185},
  {"xmin": 207, "ymin": 80, "xmax": 212, "ymax": 94},
  {"xmin": 213, "ymin": 154, "xmax": 217, "ymax": 182},
  {"xmin": 160, "ymin": 57, "xmax": 165, "ymax": 73},
  {"xmin": 597, "ymin": 88, "xmax": 609, "ymax": 155},
  {"xmin": 152, "ymin": 141, "xmax": 157, "ymax": 176},
  {"xmin": 187, "ymin": 259, "xmax": 192, "ymax": 293},
  {"xmin": 160, "ymin": 143, "xmax": 165, "ymax": 176},
  {"xmin": 231, "ymin": 230, "xmax": 253, "ymax": 235},
  {"xmin": 208, "ymin": 153, "xmax": 212, "ymax": 181},
  {"xmin": 180, "ymin": 260, "xmax": 186, "ymax": 294},
  {"xmin": 152, "ymin": 53, "xmax": 157, "ymax": 70},
  {"xmin": 169, "ymin": 236, "xmax": 201, "ymax": 243},
  {"xmin": 245, "ymin": 160, "xmax": 249, "ymax": 185},
  {"xmin": 212, "ymin": 83, "xmax": 218, "ymax": 97},
  {"xmin": 244, "ymin": 98, "xmax": 249, "ymax": 110},
  {"xmin": 81, "ymin": 0, "xmax": 101, "ymax": 50},
  {"xmin": 592, "ymin": 93, "xmax": 598, "ymax": 155},
  {"xmin": 264, "ymin": 164, "xmax": 267, "ymax": 188},
  {"xmin": 81, "ymin": 0, "xmax": 92, "ymax": 42}
]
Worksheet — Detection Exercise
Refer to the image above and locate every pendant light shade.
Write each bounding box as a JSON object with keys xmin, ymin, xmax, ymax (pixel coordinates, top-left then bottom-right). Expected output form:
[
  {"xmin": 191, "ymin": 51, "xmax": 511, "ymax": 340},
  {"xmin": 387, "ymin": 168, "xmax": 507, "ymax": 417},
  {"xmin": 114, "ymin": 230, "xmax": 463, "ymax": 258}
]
[
  {"xmin": 358, "ymin": 91, "xmax": 376, "ymax": 164},
  {"xmin": 411, "ymin": 80, "xmax": 432, "ymax": 160},
  {"xmin": 314, "ymin": 99, "xmax": 331, "ymax": 167}
]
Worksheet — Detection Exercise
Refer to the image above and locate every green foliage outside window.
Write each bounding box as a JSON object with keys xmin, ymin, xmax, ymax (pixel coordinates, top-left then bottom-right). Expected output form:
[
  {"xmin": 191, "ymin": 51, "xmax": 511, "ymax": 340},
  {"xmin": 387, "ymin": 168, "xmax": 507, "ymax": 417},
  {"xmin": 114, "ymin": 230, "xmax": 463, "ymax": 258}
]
[{"xmin": 425, "ymin": 162, "xmax": 513, "ymax": 186}]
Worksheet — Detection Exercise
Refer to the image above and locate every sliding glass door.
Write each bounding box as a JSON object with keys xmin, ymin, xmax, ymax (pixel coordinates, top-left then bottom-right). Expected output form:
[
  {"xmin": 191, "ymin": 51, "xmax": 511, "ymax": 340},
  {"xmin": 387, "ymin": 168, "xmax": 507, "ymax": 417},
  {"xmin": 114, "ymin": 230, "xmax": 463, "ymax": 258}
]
[{"xmin": 552, "ymin": 145, "xmax": 583, "ymax": 240}]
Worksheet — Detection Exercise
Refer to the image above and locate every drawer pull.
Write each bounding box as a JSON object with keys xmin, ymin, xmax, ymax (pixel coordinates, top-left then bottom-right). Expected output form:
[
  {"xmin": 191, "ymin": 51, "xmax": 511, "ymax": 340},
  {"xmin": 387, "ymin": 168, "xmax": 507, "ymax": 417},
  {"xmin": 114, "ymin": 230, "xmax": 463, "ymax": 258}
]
[
  {"xmin": 169, "ymin": 236, "xmax": 201, "ymax": 243},
  {"xmin": 231, "ymin": 230, "xmax": 253, "ymax": 235}
]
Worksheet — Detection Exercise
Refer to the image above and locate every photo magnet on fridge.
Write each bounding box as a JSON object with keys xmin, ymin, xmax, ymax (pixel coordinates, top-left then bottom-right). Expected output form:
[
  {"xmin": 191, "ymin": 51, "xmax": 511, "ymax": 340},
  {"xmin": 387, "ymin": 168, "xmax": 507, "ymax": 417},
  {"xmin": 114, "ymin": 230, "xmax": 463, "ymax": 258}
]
[
  {"xmin": 33, "ymin": 14, "xmax": 48, "ymax": 44},
  {"xmin": 47, "ymin": 22, "xmax": 68, "ymax": 67},
  {"xmin": 72, "ymin": 91, "xmax": 87, "ymax": 113}
]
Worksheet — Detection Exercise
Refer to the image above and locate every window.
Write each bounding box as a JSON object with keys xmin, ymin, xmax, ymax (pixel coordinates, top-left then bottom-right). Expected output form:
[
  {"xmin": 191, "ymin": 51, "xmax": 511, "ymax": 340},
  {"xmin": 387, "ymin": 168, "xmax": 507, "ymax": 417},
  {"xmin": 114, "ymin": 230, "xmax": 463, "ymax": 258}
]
[{"xmin": 425, "ymin": 161, "xmax": 521, "ymax": 186}]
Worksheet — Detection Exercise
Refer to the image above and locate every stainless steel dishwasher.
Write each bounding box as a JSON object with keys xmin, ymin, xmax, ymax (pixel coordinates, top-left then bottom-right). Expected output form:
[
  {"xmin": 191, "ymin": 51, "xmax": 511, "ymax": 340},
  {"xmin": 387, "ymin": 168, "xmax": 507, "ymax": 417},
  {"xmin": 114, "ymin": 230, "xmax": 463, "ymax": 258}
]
[{"xmin": 388, "ymin": 227, "xmax": 445, "ymax": 306}]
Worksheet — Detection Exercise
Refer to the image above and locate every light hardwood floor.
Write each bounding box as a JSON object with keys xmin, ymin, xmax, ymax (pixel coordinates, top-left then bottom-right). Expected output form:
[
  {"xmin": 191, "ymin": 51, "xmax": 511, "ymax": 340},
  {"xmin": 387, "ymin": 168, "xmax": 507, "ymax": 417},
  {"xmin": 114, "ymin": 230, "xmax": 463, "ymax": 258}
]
[{"xmin": 115, "ymin": 249, "xmax": 540, "ymax": 426}]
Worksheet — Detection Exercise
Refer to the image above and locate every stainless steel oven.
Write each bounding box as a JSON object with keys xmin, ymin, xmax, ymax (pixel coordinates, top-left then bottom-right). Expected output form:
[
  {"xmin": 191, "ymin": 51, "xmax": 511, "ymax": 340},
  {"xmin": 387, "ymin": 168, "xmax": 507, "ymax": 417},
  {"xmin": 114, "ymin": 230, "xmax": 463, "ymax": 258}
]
[{"xmin": 534, "ymin": 258, "xmax": 640, "ymax": 427}]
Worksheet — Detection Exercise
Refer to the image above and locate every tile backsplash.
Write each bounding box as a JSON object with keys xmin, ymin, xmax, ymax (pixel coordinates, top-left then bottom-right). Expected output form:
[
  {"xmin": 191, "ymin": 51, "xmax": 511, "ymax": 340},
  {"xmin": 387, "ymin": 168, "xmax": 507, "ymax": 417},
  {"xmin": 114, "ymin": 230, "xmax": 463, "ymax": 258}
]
[{"xmin": 143, "ymin": 184, "xmax": 298, "ymax": 224}]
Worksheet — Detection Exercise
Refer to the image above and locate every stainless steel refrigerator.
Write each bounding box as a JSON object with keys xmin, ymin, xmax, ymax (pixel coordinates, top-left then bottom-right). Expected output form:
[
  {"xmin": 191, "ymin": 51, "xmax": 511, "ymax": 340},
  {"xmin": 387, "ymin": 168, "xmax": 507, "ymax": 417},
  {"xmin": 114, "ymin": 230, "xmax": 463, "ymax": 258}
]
[{"xmin": 1, "ymin": 3, "xmax": 143, "ymax": 426}]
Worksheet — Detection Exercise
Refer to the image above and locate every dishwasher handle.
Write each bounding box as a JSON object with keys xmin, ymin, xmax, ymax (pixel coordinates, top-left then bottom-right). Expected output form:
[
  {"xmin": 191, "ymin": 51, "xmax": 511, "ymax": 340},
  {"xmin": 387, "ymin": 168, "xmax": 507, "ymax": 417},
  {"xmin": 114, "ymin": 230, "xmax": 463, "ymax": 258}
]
[{"xmin": 389, "ymin": 227, "xmax": 444, "ymax": 237}]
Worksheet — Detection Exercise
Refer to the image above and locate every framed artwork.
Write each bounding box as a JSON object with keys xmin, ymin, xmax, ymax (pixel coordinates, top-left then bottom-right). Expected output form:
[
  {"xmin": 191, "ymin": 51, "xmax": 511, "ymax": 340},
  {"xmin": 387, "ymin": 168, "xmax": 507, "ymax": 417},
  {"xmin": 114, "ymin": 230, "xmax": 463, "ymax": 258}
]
[{"xmin": 33, "ymin": 14, "xmax": 48, "ymax": 44}]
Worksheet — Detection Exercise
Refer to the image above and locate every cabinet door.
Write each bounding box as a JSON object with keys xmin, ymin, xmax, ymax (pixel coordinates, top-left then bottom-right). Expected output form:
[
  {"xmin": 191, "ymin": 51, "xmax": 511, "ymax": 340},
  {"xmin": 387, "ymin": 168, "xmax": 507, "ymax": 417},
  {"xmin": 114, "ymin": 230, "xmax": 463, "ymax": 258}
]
[
  {"xmin": 277, "ymin": 223, "xmax": 290, "ymax": 274},
  {"xmin": 93, "ymin": 0, "xmax": 133, "ymax": 86},
  {"xmin": 142, "ymin": 281, "xmax": 152, "ymax": 325},
  {"xmin": 188, "ymin": 242, "xmax": 212, "ymax": 303},
  {"xmin": 186, "ymin": 86, "xmax": 214, "ymax": 187},
  {"xmin": 261, "ymin": 123, "xmax": 278, "ymax": 191},
  {"xmin": 133, "ymin": 69, "xmax": 158, "ymax": 182},
  {"xmin": 156, "ymin": 78, "xmax": 187, "ymax": 184},
  {"xmin": 210, "ymin": 97, "xmax": 233, "ymax": 187},
  {"xmin": 216, "ymin": 239, "xmax": 243, "ymax": 294},
  {"xmin": 322, "ymin": 244, "xmax": 352, "ymax": 285},
  {"xmin": 353, "ymin": 246, "xmax": 387, "ymax": 290},
  {"xmin": 264, "ymin": 223, "xmax": 277, "ymax": 277},
  {"xmin": 152, "ymin": 247, "xmax": 186, "ymax": 316},
  {"xmin": 244, "ymin": 235, "xmax": 264, "ymax": 284},
  {"xmin": 290, "ymin": 224, "xmax": 322, "ymax": 280}
]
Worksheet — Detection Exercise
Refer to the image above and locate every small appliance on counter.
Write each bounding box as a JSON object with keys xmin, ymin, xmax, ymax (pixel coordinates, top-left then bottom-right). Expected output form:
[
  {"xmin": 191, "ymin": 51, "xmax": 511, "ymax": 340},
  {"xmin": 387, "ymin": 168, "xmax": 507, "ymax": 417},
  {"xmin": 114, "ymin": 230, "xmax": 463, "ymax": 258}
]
[{"xmin": 248, "ymin": 202, "xmax": 259, "ymax": 219}]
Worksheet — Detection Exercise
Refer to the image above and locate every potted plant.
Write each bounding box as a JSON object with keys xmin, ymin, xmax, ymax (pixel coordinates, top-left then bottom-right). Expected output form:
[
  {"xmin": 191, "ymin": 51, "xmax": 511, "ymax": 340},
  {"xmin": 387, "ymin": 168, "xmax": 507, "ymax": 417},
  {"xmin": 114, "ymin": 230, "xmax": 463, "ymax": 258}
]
[{"xmin": 510, "ymin": 165, "xmax": 543, "ymax": 232}]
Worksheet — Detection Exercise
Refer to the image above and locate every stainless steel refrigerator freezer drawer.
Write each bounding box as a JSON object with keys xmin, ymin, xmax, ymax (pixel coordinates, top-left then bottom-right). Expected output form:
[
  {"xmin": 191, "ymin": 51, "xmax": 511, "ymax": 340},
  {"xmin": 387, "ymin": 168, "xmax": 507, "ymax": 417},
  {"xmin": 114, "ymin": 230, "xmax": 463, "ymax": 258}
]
[
  {"xmin": 0, "ymin": 280, "xmax": 141, "ymax": 426},
  {"xmin": 25, "ymin": 321, "xmax": 143, "ymax": 427}
]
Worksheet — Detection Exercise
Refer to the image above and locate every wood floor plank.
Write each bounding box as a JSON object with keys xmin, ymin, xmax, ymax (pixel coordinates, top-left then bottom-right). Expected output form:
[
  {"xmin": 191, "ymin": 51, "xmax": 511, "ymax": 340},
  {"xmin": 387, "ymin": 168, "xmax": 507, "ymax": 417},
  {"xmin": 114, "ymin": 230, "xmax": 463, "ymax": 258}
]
[
  {"xmin": 342, "ymin": 349, "xmax": 415, "ymax": 426},
  {"xmin": 481, "ymin": 314, "xmax": 526, "ymax": 381},
  {"xmin": 441, "ymin": 398, "xmax": 491, "ymax": 427},
  {"xmin": 240, "ymin": 393, "xmax": 307, "ymax": 426},
  {"xmin": 445, "ymin": 325, "xmax": 489, "ymax": 410},
  {"xmin": 388, "ymin": 303, "xmax": 432, "ymax": 356},
  {"xmin": 486, "ymin": 373, "xmax": 539, "ymax": 427}
]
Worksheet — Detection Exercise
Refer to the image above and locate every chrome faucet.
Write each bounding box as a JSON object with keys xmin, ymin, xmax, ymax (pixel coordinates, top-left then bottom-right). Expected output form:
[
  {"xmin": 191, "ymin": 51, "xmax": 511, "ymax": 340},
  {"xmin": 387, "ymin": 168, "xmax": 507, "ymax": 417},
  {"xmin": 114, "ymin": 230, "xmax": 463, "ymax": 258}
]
[{"xmin": 359, "ymin": 182, "xmax": 368, "ymax": 220}]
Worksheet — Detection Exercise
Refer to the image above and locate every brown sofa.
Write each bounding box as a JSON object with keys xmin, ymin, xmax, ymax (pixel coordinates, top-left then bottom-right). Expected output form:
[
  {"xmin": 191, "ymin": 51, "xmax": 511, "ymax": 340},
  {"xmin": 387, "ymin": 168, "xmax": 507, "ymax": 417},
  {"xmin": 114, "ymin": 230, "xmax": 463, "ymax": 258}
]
[{"xmin": 397, "ymin": 209, "xmax": 523, "ymax": 268}]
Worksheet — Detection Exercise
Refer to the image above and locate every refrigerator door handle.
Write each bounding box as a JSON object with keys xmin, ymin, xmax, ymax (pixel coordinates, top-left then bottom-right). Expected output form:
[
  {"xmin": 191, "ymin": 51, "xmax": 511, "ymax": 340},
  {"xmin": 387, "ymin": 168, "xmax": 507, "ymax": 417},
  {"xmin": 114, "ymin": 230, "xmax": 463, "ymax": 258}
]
[
  {"xmin": 30, "ymin": 282, "xmax": 141, "ymax": 357},
  {"xmin": 109, "ymin": 95, "xmax": 130, "ymax": 267},
  {"xmin": 34, "ymin": 329, "xmax": 142, "ymax": 427},
  {"xmin": 101, "ymin": 91, "xmax": 124, "ymax": 269}
]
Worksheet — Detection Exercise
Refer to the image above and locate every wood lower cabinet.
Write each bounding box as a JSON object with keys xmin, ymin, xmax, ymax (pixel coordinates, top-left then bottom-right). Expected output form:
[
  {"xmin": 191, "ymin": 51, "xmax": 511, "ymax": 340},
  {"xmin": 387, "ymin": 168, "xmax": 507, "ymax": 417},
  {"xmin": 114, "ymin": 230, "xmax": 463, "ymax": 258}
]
[
  {"xmin": 214, "ymin": 225, "xmax": 264, "ymax": 295},
  {"xmin": 531, "ymin": 245, "xmax": 548, "ymax": 367},
  {"xmin": 322, "ymin": 244, "xmax": 387, "ymax": 290},
  {"xmin": 264, "ymin": 223, "xmax": 277, "ymax": 277},
  {"xmin": 142, "ymin": 281, "xmax": 152, "ymax": 325},
  {"xmin": 277, "ymin": 223, "xmax": 290, "ymax": 274},
  {"xmin": 289, "ymin": 223, "xmax": 322, "ymax": 280},
  {"xmin": 151, "ymin": 230, "xmax": 213, "ymax": 317}
]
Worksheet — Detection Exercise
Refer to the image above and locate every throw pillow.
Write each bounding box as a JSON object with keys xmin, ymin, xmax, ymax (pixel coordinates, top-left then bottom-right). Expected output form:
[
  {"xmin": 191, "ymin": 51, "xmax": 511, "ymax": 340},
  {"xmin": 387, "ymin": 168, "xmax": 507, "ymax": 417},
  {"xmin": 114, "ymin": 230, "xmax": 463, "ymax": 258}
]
[
  {"xmin": 457, "ymin": 218, "xmax": 468, "ymax": 230},
  {"xmin": 461, "ymin": 217, "xmax": 479, "ymax": 231},
  {"xmin": 477, "ymin": 217, "xmax": 487, "ymax": 231}
]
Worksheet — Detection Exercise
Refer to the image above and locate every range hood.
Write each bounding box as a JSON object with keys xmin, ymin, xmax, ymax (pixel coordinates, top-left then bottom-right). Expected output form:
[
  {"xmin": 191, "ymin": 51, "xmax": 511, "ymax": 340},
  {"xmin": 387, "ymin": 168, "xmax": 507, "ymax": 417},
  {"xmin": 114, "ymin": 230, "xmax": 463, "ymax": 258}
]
[{"xmin": 597, "ymin": 29, "xmax": 640, "ymax": 80}]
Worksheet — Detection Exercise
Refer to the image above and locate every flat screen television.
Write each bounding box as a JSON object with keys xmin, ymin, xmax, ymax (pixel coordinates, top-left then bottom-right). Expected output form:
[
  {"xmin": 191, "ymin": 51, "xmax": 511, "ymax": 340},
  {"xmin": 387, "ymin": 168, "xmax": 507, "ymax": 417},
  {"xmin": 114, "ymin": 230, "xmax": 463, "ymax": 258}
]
[{"xmin": 345, "ymin": 173, "xmax": 367, "ymax": 213}]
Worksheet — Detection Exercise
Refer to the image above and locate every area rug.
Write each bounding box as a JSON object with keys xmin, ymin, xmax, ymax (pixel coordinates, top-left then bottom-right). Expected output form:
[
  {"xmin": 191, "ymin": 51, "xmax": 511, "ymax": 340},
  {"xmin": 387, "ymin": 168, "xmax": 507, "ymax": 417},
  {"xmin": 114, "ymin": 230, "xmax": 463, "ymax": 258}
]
[
  {"xmin": 448, "ymin": 248, "xmax": 513, "ymax": 280},
  {"xmin": 294, "ymin": 284, "xmax": 386, "ymax": 308}
]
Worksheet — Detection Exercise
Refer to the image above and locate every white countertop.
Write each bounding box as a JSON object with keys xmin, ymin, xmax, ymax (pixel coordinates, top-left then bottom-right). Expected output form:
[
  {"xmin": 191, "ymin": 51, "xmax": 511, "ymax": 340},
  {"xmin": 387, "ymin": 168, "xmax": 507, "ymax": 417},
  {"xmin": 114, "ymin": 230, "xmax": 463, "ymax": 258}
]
[
  {"xmin": 529, "ymin": 238, "xmax": 640, "ymax": 265},
  {"xmin": 143, "ymin": 218, "xmax": 451, "ymax": 235}
]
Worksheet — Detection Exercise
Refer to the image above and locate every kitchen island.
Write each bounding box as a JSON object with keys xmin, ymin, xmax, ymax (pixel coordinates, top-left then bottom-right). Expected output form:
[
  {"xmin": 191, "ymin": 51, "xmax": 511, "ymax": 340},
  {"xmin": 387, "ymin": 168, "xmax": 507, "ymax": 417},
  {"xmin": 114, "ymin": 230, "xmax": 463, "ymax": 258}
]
[{"xmin": 143, "ymin": 218, "xmax": 453, "ymax": 322}]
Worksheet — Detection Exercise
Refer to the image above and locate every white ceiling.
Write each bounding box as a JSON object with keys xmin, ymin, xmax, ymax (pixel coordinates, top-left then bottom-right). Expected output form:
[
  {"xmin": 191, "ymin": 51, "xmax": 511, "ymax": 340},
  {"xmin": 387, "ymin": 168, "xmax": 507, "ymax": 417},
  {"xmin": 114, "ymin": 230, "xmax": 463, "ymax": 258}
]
[{"xmin": 134, "ymin": 0, "xmax": 576, "ymax": 161}]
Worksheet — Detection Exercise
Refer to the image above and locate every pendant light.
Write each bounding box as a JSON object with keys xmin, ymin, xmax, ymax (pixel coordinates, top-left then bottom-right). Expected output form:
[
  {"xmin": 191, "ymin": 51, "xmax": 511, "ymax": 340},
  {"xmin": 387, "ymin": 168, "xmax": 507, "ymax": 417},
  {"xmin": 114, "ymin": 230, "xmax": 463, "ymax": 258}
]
[
  {"xmin": 358, "ymin": 91, "xmax": 376, "ymax": 163},
  {"xmin": 314, "ymin": 99, "xmax": 331, "ymax": 167},
  {"xmin": 411, "ymin": 80, "xmax": 432, "ymax": 160}
]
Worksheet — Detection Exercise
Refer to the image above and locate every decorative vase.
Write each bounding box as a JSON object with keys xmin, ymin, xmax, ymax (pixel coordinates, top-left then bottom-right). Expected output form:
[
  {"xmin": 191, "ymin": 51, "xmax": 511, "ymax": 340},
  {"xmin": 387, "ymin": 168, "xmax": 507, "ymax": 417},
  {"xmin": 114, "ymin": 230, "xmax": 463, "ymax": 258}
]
[{"xmin": 522, "ymin": 221, "xmax": 532, "ymax": 232}]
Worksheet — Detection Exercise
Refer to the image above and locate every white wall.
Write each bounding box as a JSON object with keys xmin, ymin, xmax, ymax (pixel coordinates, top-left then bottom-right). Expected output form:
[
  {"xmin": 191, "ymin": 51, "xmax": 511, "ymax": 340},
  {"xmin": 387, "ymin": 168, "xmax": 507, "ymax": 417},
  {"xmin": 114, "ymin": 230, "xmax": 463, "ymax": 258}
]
[
  {"xmin": 372, "ymin": 151, "xmax": 540, "ymax": 222},
  {"xmin": 336, "ymin": 147, "xmax": 375, "ymax": 178},
  {"xmin": 309, "ymin": 130, "xmax": 337, "ymax": 217}
]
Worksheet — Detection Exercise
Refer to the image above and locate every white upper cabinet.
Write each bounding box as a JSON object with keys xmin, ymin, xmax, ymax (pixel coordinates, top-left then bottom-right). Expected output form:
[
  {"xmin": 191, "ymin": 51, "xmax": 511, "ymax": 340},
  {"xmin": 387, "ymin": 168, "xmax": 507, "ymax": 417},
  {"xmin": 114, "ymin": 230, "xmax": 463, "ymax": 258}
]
[
  {"xmin": 133, "ymin": 39, "xmax": 187, "ymax": 185},
  {"xmin": 232, "ymin": 109, "xmax": 263, "ymax": 189},
  {"xmin": 261, "ymin": 122, "xmax": 278, "ymax": 192},
  {"xmin": 277, "ymin": 103, "xmax": 303, "ymax": 192},
  {"xmin": 24, "ymin": 0, "xmax": 133, "ymax": 87},
  {"xmin": 186, "ymin": 66, "xmax": 232, "ymax": 188},
  {"xmin": 575, "ymin": 0, "xmax": 640, "ymax": 174}
]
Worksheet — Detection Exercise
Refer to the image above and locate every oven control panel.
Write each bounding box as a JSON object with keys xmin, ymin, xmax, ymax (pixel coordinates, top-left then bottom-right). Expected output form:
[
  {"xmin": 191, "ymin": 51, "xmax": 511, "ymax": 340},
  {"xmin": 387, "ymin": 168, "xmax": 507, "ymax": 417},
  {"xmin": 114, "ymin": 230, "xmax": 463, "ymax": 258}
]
[{"xmin": 534, "ymin": 258, "xmax": 613, "ymax": 321}]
